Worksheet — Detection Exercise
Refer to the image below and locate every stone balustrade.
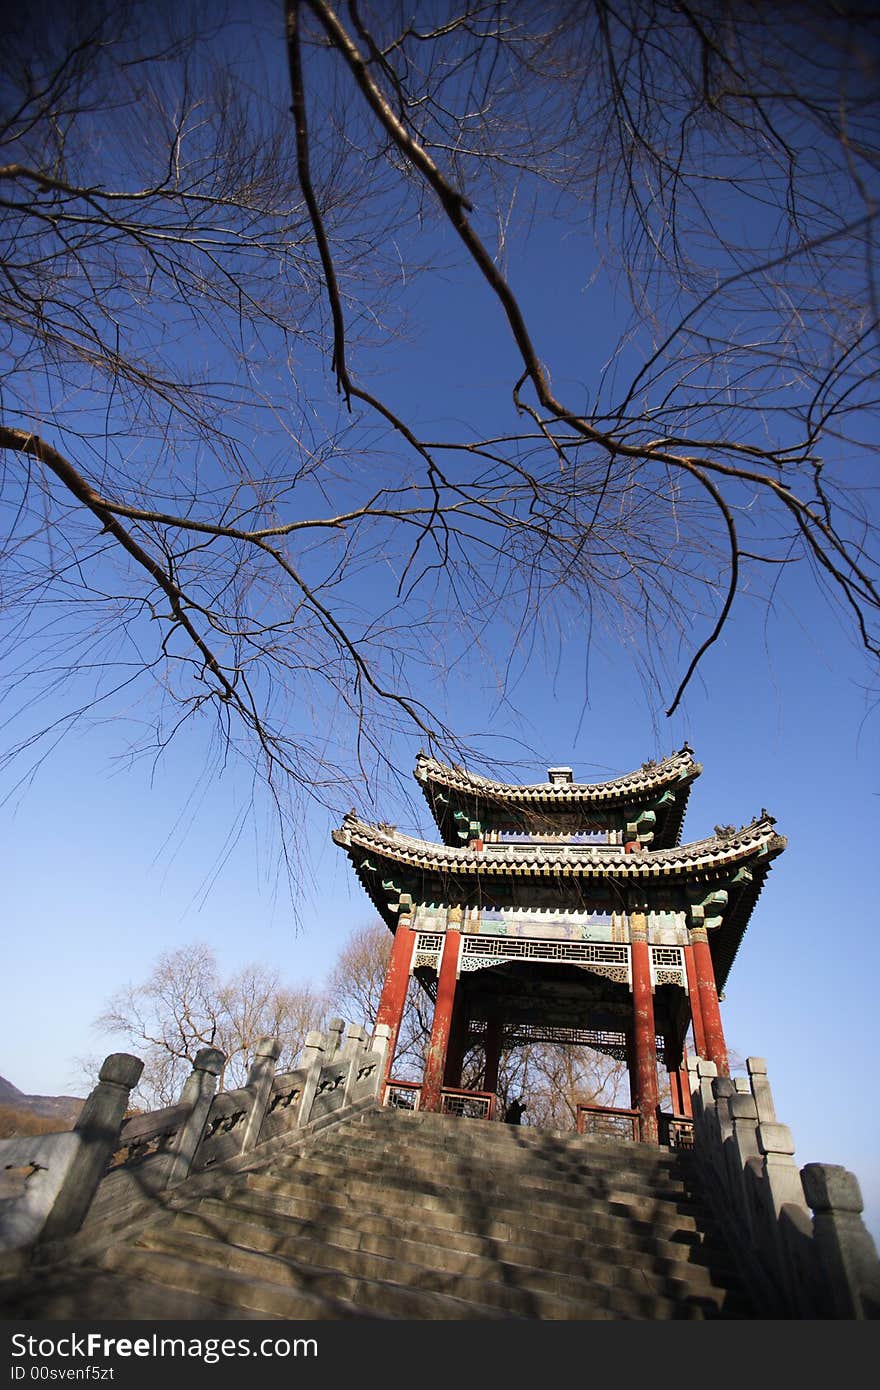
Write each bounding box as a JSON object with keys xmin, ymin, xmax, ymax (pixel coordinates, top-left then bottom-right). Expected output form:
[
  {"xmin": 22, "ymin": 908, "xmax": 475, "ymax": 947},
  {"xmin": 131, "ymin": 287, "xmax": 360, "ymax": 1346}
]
[
  {"xmin": 0, "ymin": 1019, "xmax": 390, "ymax": 1258},
  {"xmin": 686, "ymin": 1055, "xmax": 880, "ymax": 1319},
  {"xmin": 0, "ymin": 1054, "xmax": 144, "ymax": 1254}
]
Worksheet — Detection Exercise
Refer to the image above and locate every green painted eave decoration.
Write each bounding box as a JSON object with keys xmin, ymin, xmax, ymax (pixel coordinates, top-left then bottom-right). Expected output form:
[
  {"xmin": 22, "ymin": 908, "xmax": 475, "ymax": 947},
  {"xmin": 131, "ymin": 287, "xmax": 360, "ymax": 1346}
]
[
  {"xmin": 688, "ymin": 886, "xmax": 729, "ymax": 930},
  {"xmin": 626, "ymin": 808, "xmax": 657, "ymax": 842}
]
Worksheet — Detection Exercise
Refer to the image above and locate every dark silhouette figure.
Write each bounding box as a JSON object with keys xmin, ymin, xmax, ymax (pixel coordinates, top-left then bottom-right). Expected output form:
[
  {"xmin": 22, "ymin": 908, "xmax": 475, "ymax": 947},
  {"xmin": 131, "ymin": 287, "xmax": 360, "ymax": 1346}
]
[{"xmin": 504, "ymin": 1097, "xmax": 527, "ymax": 1125}]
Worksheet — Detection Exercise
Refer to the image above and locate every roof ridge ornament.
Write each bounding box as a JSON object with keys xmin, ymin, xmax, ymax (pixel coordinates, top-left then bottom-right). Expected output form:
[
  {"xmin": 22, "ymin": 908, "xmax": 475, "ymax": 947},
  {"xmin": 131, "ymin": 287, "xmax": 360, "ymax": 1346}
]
[{"xmin": 547, "ymin": 765, "xmax": 573, "ymax": 785}]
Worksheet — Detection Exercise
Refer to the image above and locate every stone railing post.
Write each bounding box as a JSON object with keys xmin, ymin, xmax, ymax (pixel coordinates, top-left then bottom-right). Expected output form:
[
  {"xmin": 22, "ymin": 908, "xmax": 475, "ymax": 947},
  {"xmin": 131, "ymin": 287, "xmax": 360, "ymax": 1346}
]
[
  {"xmin": 755, "ymin": 1120, "xmax": 812, "ymax": 1312},
  {"xmin": 712, "ymin": 1076, "xmax": 736, "ymax": 1142},
  {"xmin": 340, "ymin": 1024, "xmax": 368, "ymax": 1107},
  {"xmin": 161, "ymin": 1047, "xmax": 225, "ymax": 1187},
  {"xmin": 240, "ymin": 1037, "xmax": 282, "ymax": 1154},
  {"xmin": 341, "ymin": 1023, "xmax": 368, "ymax": 1058},
  {"xmin": 324, "ymin": 1018, "xmax": 346, "ymax": 1061},
  {"xmin": 695, "ymin": 1058, "xmax": 718, "ymax": 1119},
  {"xmin": 371, "ymin": 1024, "xmax": 392, "ymax": 1098},
  {"xmin": 801, "ymin": 1164, "xmax": 880, "ymax": 1319},
  {"xmin": 710, "ymin": 1077, "xmax": 740, "ymax": 1213},
  {"xmin": 747, "ymin": 1056, "xmax": 777, "ymax": 1123},
  {"xmin": 39, "ymin": 1053, "xmax": 143, "ymax": 1245},
  {"xmin": 727, "ymin": 1093, "xmax": 762, "ymax": 1242},
  {"xmin": 294, "ymin": 1030, "xmax": 326, "ymax": 1129},
  {"xmin": 728, "ymin": 1095, "xmax": 761, "ymax": 1170},
  {"xmin": 757, "ymin": 1122, "xmax": 810, "ymax": 1221}
]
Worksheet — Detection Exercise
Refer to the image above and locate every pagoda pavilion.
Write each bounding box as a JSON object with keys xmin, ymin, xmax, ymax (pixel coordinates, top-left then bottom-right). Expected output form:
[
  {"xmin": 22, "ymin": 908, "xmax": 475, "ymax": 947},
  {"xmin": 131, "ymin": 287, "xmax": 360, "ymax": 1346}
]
[{"xmin": 332, "ymin": 747, "xmax": 786, "ymax": 1144}]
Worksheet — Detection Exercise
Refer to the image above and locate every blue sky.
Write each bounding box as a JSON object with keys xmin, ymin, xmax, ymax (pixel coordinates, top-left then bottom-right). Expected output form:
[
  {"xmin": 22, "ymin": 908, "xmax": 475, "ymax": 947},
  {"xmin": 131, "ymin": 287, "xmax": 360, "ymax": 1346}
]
[
  {"xmin": 1, "ymin": 5, "xmax": 878, "ymax": 1247},
  {"xmin": 3, "ymin": 491, "xmax": 877, "ymax": 1240}
]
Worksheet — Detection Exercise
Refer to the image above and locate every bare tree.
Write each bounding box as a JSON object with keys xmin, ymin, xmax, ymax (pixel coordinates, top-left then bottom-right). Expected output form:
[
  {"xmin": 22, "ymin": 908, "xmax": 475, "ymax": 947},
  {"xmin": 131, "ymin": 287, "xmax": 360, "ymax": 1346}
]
[
  {"xmin": 1, "ymin": 3, "xmax": 878, "ymax": 888},
  {"xmin": 506, "ymin": 1043, "xmax": 628, "ymax": 1130},
  {"xmin": 326, "ymin": 920, "xmax": 432, "ymax": 1077},
  {"xmin": 96, "ymin": 942, "xmax": 326, "ymax": 1105}
]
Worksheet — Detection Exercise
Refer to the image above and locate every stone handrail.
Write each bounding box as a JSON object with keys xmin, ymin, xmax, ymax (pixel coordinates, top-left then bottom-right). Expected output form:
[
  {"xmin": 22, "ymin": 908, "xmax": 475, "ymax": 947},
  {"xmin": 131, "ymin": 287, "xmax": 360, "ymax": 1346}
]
[
  {"xmin": 0, "ymin": 1021, "xmax": 391, "ymax": 1258},
  {"xmin": 686, "ymin": 1055, "xmax": 880, "ymax": 1318}
]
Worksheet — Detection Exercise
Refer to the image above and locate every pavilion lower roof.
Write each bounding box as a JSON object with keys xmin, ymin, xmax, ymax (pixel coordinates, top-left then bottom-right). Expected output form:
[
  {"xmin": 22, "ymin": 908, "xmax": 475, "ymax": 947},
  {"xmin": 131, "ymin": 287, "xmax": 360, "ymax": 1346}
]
[
  {"xmin": 414, "ymin": 746, "xmax": 700, "ymax": 846},
  {"xmin": 333, "ymin": 812, "xmax": 785, "ymax": 994},
  {"xmin": 333, "ymin": 811, "xmax": 783, "ymax": 883}
]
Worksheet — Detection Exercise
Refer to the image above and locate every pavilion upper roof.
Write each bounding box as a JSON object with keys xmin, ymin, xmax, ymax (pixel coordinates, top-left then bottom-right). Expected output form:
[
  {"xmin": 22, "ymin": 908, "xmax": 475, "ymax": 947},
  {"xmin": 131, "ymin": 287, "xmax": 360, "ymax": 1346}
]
[{"xmin": 414, "ymin": 745, "xmax": 701, "ymax": 846}]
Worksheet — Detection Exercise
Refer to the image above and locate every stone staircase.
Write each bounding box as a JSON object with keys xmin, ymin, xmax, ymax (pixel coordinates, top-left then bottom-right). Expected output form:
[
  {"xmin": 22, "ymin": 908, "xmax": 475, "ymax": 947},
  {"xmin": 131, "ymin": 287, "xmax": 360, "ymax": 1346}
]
[{"xmin": 2, "ymin": 1104, "xmax": 756, "ymax": 1319}]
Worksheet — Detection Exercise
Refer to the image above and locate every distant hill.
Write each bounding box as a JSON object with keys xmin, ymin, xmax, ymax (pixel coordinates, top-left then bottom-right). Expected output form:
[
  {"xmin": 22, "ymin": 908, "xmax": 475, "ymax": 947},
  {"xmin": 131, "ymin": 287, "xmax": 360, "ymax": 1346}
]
[{"xmin": 0, "ymin": 1074, "xmax": 83, "ymax": 1135}]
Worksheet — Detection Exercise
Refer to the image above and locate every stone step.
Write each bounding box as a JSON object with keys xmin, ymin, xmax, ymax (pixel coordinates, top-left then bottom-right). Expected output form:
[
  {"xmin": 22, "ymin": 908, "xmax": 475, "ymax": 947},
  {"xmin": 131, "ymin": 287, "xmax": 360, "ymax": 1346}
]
[
  {"xmin": 166, "ymin": 1202, "xmax": 741, "ymax": 1316},
  {"xmin": 360, "ymin": 1108, "xmax": 686, "ymax": 1163},
  {"xmin": 183, "ymin": 1190, "xmax": 738, "ymax": 1290},
  {"xmin": 211, "ymin": 1176, "xmax": 728, "ymax": 1288},
  {"xmin": 0, "ymin": 1264, "xmax": 270, "ymax": 1322},
  {"xmin": 316, "ymin": 1115, "xmax": 703, "ymax": 1195},
  {"xmin": 249, "ymin": 1110, "xmax": 688, "ymax": 1176},
  {"xmin": 185, "ymin": 1186, "xmax": 734, "ymax": 1286},
  {"xmin": 295, "ymin": 1109, "xmax": 691, "ymax": 1161},
  {"xmin": 285, "ymin": 1131, "xmax": 700, "ymax": 1202},
  {"xmin": 130, "ymin": 1223, "xmax": 693, "ymax": 1320},
  {"xmin": 97, "ymin": 1244, "xmax": 391, "ymax": 1319},
  {"xmin": 228, "ymin": 1165, "xmax": 712, "ymax": 1245},
  {"xmin": 232, "ymin": 1108, "xmax": 693, "ymax": 1196},
  {"xmin": 111, "ymin": 1230, "xmax": 519, "ymax": 1320},
  {"xmin": 2, "ymin": 1101, "xmax": 749, "ymax": 1323}
]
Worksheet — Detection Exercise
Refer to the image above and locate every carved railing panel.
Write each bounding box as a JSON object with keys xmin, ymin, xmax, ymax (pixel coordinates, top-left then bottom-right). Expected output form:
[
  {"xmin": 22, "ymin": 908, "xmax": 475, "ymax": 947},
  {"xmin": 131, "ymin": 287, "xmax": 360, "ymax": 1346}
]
[
  {"xmin": 576, "ymin": 1102, "xmax": 640, "ymax": 1142},
  {"xmin": 658, "ymin": 1112, "xmax": 695, "ymax": 1150},
  {"xmin": 439, "ymin": 1088, "xmax": 496, "ymax": 1120},
  {"xmin": 384, "ymin": 1080, "xmax": 421, "ymax": 1111},
  {"xmin": 191, "ymin": 1088, "xmax": 251, "ymax": 1171},
  {"xmin": 109, "ymin": 1103, "xmax": 188, "ymax": 1170},
  {"xmin": 310, "ymin": 1061, "xmax": 349, "ymax": 1121},
  {"xmin": 257, "ymin": 1067, "xmax": 307, "ymax": 1143}
]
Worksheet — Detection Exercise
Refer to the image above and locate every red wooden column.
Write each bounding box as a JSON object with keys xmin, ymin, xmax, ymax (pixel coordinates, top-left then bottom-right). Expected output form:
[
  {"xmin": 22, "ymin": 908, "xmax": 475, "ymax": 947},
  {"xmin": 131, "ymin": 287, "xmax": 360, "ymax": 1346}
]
[
  {"xmin": 420, "ymin": 913, "xmax": 463, "ymax": 1112},
  {"xmin": 626, "ymin": 1025, "xmax": 638, "ymax": 1108},
  {"xmin": 629, "ymin": 913, "xmax": 660, "ymax": 1144},
  {"xmin": 683, "ymin": 942, "xmax": 708, "ymax": 1059},
  {"xmin": 443, "ymin": 991, "xmax": 469, "ymax": 1088},
  {"xmin": 690, "ymin": 927, "xmax": 729, "ymax": 1077},
  {"xmin": 672, "ymin": 1039, "xmax": 692, "ymax": 1123},
  {"xmin": 666, "ymin": 1058, "xmax": 692, "ymax": 1117},
  {"xmin": 483, "ymin": 1017, "xmax": 503, "ymax": 1095},
  {"xmin": 375, "ymin": 912, "xmax": 416, "ymax": 1087}
]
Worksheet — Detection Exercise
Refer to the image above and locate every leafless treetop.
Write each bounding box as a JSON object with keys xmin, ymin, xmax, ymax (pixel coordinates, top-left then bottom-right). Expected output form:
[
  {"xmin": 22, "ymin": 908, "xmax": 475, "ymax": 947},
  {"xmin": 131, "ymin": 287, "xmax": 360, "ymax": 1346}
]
[{"xmin": 1, "ymin": 1, "xmax": 877, "ymax": 889}]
